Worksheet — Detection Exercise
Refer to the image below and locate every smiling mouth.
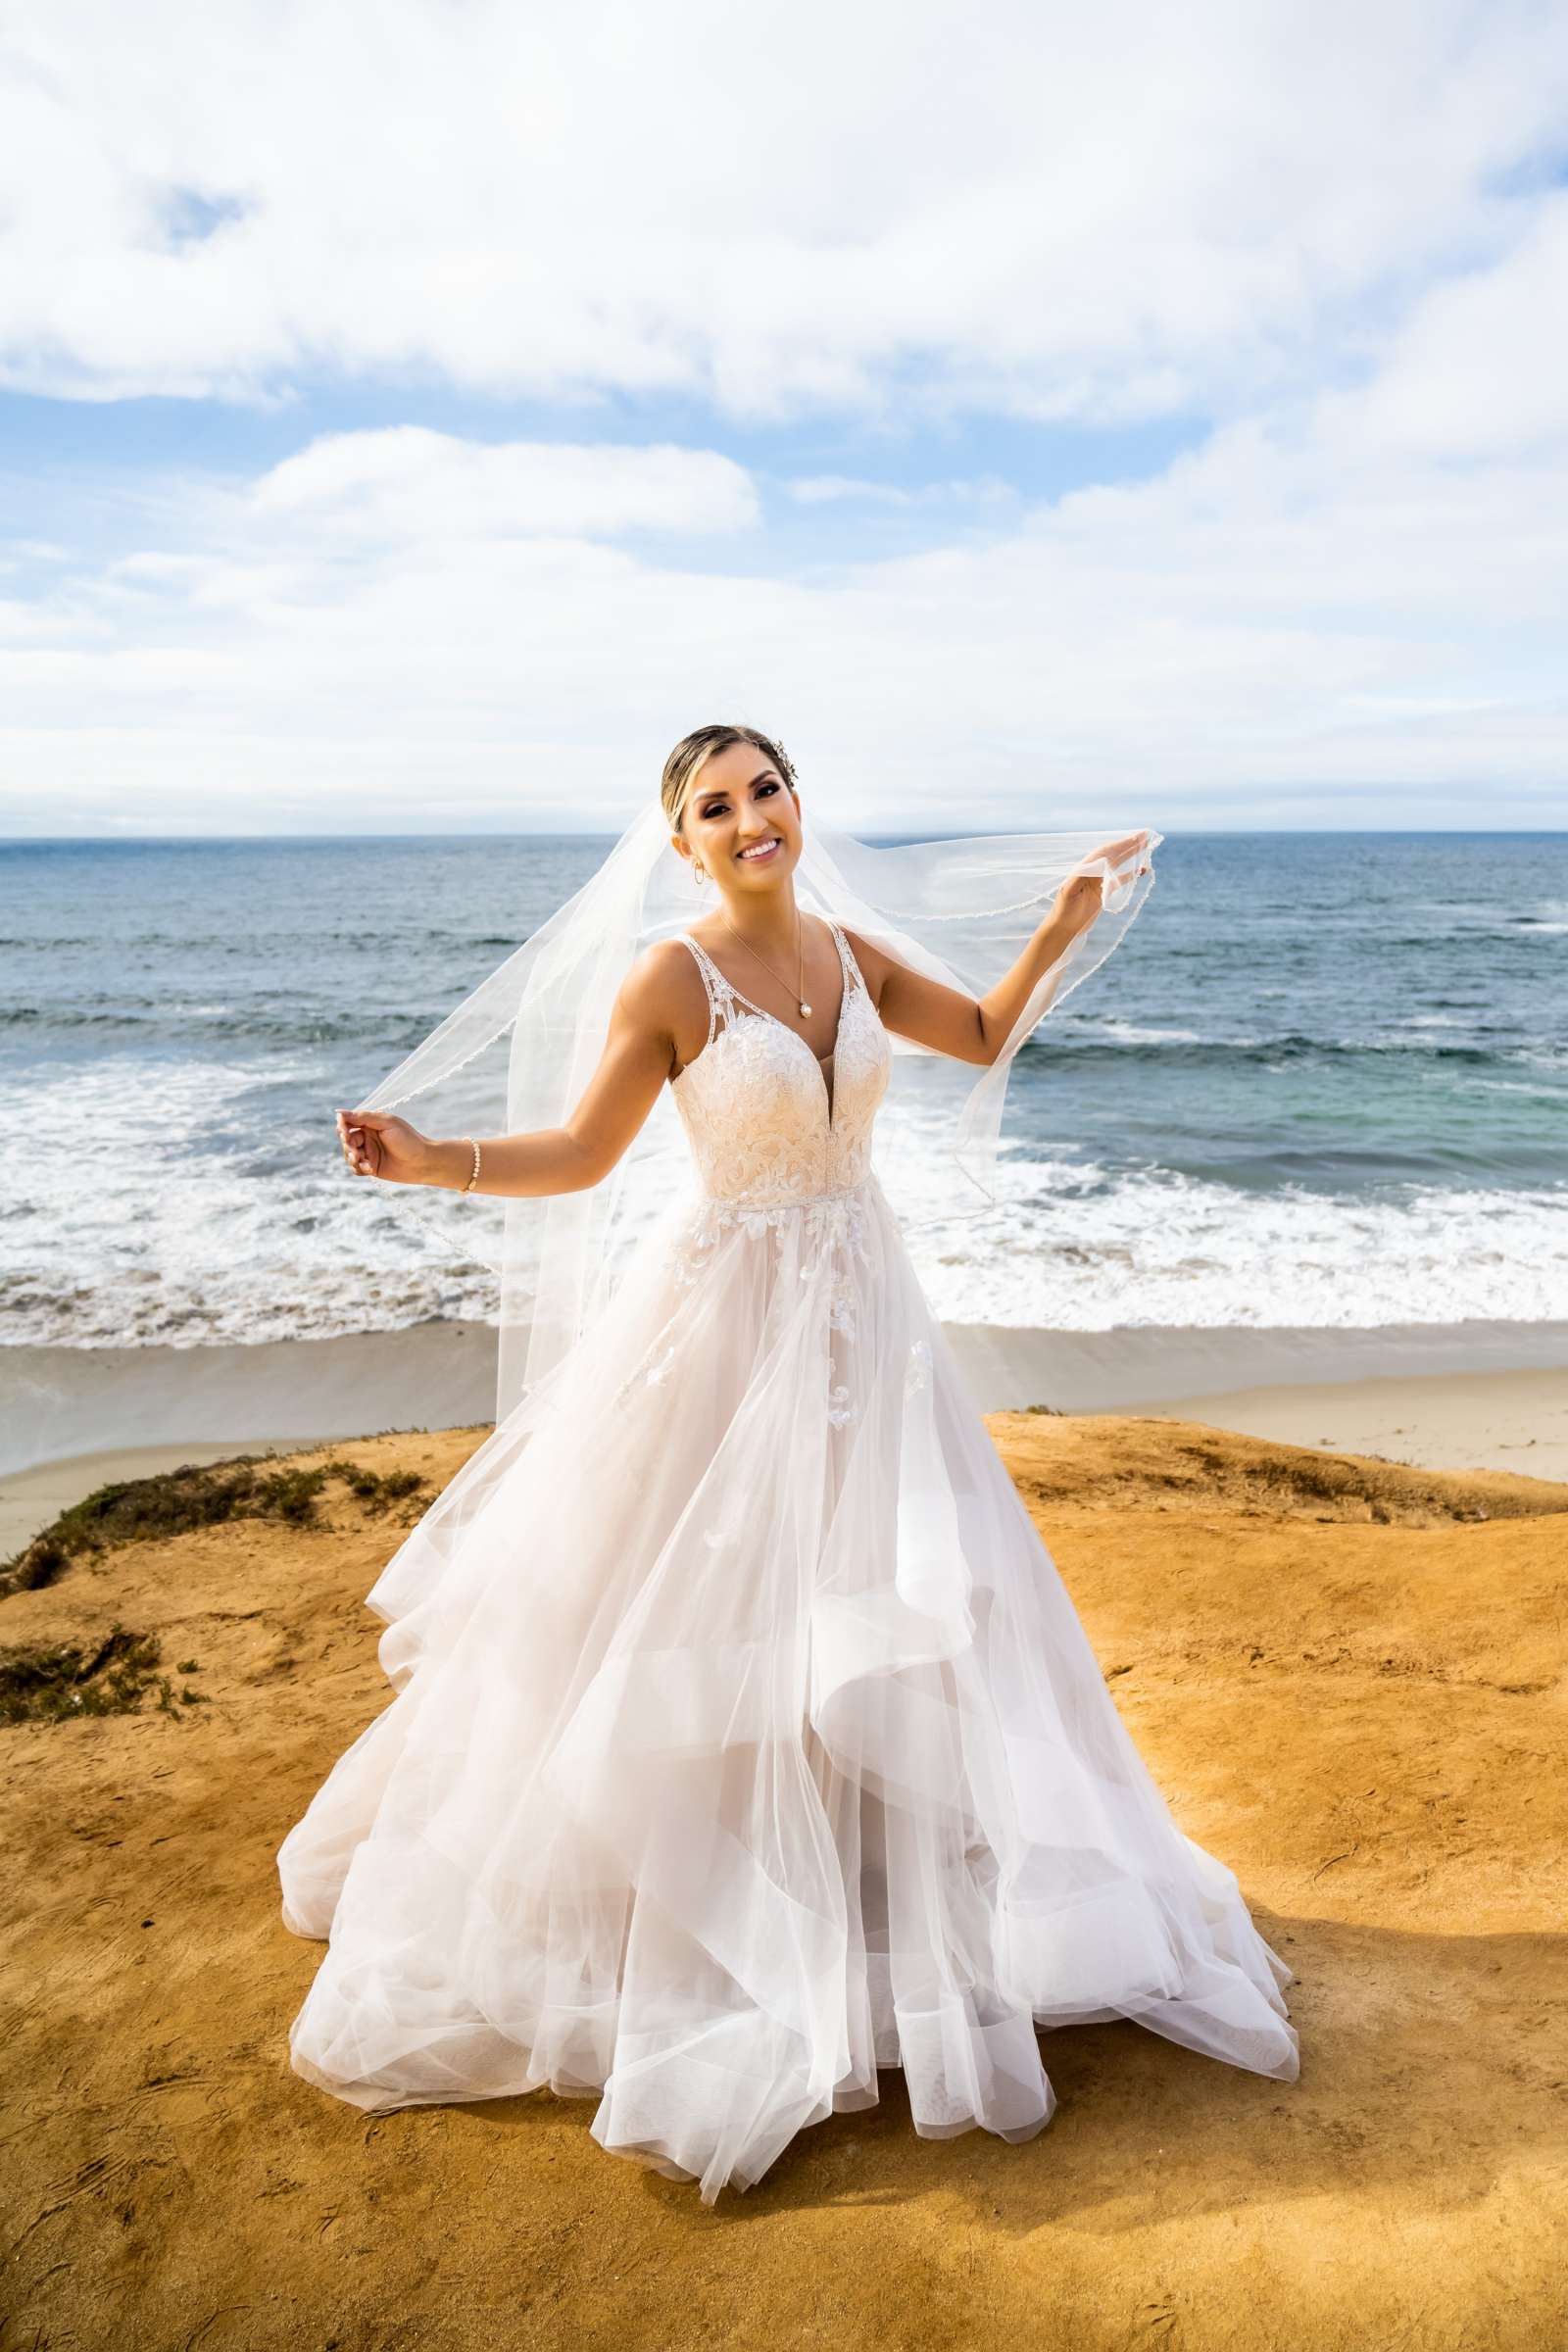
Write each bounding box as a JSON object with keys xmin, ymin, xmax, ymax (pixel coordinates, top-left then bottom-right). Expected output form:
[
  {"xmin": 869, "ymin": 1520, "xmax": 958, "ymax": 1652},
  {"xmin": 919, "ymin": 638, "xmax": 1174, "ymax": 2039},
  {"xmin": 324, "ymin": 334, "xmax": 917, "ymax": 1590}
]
[{"xmin": 737, "ymin": 837, "xmax": 782, "ymax": 862}]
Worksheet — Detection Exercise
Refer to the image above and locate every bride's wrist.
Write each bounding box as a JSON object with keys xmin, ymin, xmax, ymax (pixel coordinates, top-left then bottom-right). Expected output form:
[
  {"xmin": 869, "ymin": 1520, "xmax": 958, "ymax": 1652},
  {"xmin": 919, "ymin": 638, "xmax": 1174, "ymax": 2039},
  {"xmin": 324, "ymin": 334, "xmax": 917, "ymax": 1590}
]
[{"xmin": 422, "ymin": 1138, "xmax": 472, "ymax": 1190}]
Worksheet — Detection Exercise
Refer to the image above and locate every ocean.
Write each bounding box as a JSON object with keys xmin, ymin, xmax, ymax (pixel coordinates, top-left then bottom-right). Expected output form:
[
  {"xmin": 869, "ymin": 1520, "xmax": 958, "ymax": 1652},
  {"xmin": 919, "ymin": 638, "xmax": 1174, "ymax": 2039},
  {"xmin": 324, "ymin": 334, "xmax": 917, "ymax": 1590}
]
[{"xmin": 3, "ymin": 831, "xmax": 1566, "ymax": 1372}]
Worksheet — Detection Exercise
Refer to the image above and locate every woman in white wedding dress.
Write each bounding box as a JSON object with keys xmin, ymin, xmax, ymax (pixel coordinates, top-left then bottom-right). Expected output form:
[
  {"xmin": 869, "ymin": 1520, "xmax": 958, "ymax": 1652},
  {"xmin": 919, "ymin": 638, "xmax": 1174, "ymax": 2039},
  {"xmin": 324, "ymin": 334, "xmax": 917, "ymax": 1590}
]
[{"xmin": 277, "ymin": 725, "xmax": 1298, "ymax": 2205}]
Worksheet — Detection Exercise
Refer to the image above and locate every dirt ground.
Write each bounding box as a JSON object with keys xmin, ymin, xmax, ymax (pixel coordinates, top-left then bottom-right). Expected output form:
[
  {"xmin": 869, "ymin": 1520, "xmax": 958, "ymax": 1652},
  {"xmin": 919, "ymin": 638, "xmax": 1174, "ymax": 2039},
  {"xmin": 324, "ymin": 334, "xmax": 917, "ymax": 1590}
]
[{"xmin": 3, "ymin": 1414, "xmax": 1565, "ymax": 2352}]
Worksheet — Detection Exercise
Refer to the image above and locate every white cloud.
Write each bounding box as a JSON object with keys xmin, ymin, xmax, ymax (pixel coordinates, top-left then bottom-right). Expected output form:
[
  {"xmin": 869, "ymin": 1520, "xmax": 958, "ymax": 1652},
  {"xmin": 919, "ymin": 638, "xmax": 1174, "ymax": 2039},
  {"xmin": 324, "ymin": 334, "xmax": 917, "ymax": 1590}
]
[
  {"xmin": 1, "ymin": 3, "xmax": 1566, "ymax": 831},
  {"xmin": 788, "ymin": 478, "xmax": 917, "ymax": 509},
  {"xmin": 252, "ymin": 429, "xmax": 760, "ymax": 542},
  {"xmin": 785, "ymin": 476, "xmax": 1013, "ymax": 510},
  {"xmin": 2, "ymin": 0, "xmax": 1565, "ymax": 419},
  {"xmin": 1323, "ymin": 189, "xmax": 1568, "ymax": 462},
  {"xmin": 2, "ymin": 376, "xmax": 1565, "ymax": 834}
]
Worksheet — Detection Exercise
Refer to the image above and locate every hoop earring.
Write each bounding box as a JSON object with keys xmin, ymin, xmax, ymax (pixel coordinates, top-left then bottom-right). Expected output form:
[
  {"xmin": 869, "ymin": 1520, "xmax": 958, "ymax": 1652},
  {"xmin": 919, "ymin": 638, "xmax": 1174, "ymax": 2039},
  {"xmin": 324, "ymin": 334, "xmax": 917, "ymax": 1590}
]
[{"xmin": 693, "ymin": 860, "xmax": 707, "ymax": 881}]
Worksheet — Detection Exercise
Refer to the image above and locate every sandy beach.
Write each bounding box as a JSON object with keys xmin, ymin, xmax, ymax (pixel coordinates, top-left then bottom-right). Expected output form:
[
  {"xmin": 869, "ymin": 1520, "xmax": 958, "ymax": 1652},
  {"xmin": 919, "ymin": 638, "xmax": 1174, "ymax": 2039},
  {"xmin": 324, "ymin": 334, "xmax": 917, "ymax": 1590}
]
[
  {"xmin": 1128, "ymin": 1365, "xmax": 1568, "ymax": 1481},
  {"xmin": 6, "ymin": 1315, "xmax": 1568, "ymax": 1558},
  {"xmin": 3, "ymin": 1410, "xmax": 1564, "ymax": 2350}
]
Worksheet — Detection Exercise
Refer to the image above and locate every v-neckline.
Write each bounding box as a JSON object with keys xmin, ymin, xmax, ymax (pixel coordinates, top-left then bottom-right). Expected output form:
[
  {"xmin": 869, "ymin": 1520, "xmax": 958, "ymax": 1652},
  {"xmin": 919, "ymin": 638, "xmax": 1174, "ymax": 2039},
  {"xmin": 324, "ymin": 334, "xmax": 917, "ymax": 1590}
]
[{"xmin": 683, "ymin": 924, "xmax": 856, "ymax": 1125}]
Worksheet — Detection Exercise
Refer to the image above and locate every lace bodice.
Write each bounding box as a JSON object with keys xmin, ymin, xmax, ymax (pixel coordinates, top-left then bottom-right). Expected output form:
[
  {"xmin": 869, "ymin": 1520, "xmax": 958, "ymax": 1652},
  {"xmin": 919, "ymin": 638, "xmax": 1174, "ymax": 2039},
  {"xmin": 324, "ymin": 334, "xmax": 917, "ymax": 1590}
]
[{"xmin": 670, "ymin": 921, "xmax": 890, "ymax": 1206}]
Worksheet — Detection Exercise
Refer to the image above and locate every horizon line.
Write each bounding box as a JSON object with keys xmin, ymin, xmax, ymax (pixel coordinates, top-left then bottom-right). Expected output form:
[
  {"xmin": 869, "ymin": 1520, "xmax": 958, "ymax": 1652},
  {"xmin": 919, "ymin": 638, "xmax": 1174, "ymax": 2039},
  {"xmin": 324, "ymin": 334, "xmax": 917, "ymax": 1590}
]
[{"xmin": 3, "ymin": 824, "xmax": 1567, "ymax": 846}]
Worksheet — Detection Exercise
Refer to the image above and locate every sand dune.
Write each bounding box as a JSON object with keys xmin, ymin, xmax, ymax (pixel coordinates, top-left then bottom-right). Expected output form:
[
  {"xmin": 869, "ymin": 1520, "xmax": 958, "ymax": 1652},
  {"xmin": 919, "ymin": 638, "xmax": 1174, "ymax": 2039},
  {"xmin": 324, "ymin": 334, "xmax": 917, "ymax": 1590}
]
[{"xmin": 3, "ymin": 1416, "xmax": 1565, "ymax": 2351}]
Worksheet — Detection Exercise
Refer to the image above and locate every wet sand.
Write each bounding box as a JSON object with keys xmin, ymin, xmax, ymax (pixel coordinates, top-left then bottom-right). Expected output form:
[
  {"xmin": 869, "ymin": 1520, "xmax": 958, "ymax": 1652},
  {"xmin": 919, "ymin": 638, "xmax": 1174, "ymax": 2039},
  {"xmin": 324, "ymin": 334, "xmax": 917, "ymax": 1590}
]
[
  {"xmin": 3, "ymin": 1414, "xmax": 1564, "ymax": 2349},
  {"xmin": 5, "ymin": 1338, "xmax": 1567, "ymax": 1557},
  {"xmin": 9, "ymin": 1309, "xmax": 1568, "ymax": 1484},
  {"xmin": 1126, "ymin": 1364, "xmax": 1568, "ymax": 1481}
]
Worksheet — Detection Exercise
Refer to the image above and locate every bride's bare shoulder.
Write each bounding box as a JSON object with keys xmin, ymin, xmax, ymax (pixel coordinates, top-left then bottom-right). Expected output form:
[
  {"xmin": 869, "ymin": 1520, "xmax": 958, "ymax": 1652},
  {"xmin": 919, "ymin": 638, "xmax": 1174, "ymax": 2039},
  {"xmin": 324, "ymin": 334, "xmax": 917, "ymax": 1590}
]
[{"xmin": 616, "ymin": 936, "xmax": 709, "ymax": 1046}]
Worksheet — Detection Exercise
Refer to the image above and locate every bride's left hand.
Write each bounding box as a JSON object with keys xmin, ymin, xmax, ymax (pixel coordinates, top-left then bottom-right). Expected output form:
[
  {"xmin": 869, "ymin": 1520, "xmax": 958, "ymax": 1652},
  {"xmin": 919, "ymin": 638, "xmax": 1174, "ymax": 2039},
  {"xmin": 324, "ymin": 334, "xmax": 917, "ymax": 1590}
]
[{"xmin": 1054, "ymin": 830, "xmax": 1153, "ymax": 930}]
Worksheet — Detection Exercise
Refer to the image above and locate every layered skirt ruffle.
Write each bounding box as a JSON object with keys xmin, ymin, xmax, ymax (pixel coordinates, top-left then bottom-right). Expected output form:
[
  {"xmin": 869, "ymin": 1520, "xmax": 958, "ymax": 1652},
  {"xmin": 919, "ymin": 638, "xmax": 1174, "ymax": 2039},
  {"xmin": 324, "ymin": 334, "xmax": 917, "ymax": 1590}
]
[{"xmin": 277, "ymin": 1175, "xmax": 1298, "ymax": 2203}]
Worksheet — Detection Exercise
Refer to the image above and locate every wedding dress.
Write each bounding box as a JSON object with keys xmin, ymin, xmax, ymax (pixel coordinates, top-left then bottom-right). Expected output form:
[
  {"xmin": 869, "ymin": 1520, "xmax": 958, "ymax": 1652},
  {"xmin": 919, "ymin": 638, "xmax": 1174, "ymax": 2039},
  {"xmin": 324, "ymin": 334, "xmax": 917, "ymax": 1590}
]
[{"xmin": 277, "ymin": 917, "xmax": 1299, "ymax": 2203}]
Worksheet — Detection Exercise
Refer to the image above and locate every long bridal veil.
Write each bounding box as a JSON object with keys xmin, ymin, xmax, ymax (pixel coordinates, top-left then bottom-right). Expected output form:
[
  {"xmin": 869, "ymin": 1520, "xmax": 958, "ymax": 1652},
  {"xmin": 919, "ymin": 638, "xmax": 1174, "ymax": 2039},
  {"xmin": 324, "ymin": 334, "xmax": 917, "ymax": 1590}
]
[{"xmin": 354, "ymin": 801, "xmax": 1161, "ymax": 1421}]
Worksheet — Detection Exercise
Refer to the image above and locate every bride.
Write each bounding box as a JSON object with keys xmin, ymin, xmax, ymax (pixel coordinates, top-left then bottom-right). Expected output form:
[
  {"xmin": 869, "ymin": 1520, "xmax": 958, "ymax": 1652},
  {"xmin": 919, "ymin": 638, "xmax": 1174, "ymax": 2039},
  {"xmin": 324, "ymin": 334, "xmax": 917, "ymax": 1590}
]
[{"xmin": 277, "ymin": 724, "xmax": 1299, "ymax": 2205}]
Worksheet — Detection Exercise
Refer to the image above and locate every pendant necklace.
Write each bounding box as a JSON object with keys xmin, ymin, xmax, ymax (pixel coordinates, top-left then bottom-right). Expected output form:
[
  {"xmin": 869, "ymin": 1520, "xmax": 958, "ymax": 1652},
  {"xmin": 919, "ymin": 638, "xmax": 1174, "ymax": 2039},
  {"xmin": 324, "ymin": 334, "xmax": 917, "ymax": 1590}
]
[{"xmin": 717, "ymin": 906, "xmax": 811, "ymax": 1017}]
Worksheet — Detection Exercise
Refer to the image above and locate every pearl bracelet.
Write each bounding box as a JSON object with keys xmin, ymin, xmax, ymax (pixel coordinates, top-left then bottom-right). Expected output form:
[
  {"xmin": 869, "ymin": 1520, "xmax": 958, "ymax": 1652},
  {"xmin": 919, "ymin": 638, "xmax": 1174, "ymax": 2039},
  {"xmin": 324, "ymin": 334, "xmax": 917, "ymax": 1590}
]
[{"xmin": 461, "ymin": 1138, "xmax": 482, "ymax": 1194}]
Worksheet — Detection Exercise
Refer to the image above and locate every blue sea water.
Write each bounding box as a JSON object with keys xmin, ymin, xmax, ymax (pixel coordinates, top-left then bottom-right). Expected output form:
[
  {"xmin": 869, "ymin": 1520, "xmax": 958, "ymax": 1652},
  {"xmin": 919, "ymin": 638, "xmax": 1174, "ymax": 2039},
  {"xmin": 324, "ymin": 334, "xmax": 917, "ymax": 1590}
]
[{"xmin": 2, "ymin": 831, "xmax": 1565, "ymax": 1350}]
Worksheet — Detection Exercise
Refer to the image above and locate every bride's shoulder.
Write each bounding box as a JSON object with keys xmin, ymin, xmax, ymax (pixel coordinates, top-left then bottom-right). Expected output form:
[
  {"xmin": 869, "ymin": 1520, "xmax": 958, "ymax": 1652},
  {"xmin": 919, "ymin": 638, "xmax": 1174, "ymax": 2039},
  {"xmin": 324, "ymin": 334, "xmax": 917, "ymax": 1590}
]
[{"xmin": 616, "ymin": 936, "xmax": 708, "ymax": 1035}]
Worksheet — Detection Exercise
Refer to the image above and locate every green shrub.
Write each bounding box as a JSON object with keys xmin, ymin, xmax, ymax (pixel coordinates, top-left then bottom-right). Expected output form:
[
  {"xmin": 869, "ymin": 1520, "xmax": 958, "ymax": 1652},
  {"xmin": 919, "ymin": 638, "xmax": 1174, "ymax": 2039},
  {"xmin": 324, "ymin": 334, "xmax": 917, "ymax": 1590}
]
[{"xmin": 0, "ymin": 1454, "xmax": 428, "ymax": 1598}]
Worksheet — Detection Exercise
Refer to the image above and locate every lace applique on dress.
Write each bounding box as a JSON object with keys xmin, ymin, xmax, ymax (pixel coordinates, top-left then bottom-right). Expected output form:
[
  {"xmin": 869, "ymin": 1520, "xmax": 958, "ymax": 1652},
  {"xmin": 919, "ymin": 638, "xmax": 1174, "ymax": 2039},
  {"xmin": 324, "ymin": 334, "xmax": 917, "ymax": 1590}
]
[
  {"xmin": 668, "ymin": 921, "xmax": 890, "ymax": 1220},
  {"xmin": 654, "ymin": 924, "xmax": 890, "ymax": 1424}
]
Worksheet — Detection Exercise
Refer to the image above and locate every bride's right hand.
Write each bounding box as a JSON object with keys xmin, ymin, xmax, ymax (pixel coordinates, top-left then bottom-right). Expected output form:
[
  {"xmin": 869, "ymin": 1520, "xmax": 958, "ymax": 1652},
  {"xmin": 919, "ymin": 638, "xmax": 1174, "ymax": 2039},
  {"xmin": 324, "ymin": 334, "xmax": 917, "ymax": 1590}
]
[{"xmin": 336, "ymin": 1107, "xmax": 435, "ymax": 1186}]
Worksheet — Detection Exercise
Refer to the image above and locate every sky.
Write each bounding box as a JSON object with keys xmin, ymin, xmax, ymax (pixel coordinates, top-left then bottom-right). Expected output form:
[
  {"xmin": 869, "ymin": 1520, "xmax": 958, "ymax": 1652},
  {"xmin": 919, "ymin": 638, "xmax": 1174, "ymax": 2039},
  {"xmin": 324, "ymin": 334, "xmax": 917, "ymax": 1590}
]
[{"xmin": 2, "ymin": 0, "xmax": 1566, "ymax": 837}]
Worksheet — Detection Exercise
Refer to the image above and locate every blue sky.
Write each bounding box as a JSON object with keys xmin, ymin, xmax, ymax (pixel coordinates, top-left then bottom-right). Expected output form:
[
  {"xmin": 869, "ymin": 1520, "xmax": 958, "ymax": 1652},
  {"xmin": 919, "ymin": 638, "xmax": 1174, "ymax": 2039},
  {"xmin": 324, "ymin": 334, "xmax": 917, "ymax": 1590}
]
[
  {"xmin": 0, "ymin": 386, "xmax": 1206, "ymax": 589},
  {"xmin": 2, "ymin": 0, "xmax": 1567, "ymax": 836}
]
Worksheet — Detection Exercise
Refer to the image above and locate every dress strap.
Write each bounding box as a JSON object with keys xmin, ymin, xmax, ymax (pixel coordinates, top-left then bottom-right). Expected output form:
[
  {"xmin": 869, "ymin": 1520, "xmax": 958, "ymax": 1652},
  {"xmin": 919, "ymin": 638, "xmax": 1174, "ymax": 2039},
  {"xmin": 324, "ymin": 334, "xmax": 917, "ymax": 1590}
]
[
  {"xmin": 682, "ymin": 923, "xmax": 862, "ymax": 1033},
  {"xmin": 677, "ymin": 933, "xmax": 775, "ymax": 1031},
  {"xmin": 676, "ymin": 934, "xmax": 722, "ymax": 1050},
  {"xmin": 827, "ymin": 919, "xmax": 864, "ymax": 998}
]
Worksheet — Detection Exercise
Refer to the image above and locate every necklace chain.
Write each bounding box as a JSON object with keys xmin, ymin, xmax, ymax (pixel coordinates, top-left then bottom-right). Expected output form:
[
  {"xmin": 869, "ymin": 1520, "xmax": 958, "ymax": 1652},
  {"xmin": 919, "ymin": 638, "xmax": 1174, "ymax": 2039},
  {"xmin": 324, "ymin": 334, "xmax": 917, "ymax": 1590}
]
[{"xmin": 716, "ymin": 905, "xmax": 812, "ymax": 1018}]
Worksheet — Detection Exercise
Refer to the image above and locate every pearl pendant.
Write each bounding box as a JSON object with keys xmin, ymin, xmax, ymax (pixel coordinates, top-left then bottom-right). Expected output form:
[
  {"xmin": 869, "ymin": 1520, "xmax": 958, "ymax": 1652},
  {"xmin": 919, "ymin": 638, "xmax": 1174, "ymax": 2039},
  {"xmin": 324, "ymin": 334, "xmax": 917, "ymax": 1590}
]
[{"xmin": 800, "ymin": 1001, "xmax": 811, "ymax": 1016}]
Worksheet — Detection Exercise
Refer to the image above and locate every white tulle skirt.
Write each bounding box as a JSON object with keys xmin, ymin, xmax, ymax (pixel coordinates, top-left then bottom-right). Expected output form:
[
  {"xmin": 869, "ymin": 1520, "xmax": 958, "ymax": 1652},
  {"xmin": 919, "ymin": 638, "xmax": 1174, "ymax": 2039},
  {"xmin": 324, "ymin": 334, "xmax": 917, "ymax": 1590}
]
[{"xmin": 277, "ymin": 1173, "xmax": 1298, "ymax": 2202}]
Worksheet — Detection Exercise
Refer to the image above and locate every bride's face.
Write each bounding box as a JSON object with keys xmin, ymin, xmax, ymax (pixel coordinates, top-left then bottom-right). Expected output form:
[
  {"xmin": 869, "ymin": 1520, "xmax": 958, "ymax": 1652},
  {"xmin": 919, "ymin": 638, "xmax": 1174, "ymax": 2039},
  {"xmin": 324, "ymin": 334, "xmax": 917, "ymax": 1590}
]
[{"xmin": 676, "ymin": 743, "xmax": 803, "ymax": 896}]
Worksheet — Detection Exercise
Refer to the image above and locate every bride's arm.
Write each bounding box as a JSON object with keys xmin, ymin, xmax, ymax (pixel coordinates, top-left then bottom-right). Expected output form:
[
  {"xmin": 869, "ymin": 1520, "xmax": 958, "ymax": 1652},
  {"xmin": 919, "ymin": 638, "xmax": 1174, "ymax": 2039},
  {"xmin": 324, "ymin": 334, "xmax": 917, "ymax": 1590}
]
[
  {"xmin": 337, "ymin": 943, "xmax": 698, "ymax": 1194},
  {"xmin": 846, "ymin": 829, "xmax": 1152, "ymax": 1068}
]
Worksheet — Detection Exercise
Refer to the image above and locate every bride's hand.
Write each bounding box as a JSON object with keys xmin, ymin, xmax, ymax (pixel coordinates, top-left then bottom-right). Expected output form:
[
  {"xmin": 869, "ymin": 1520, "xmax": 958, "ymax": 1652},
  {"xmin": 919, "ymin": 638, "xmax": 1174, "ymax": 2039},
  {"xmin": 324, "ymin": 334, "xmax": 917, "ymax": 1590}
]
[
  {"xmin": 1054, "ymin": 830, "xmax": 1153, "ymax": 931},
  {"xmin": 336, "ymin": 1107, "xmax": 436, "ymax": 1186}
]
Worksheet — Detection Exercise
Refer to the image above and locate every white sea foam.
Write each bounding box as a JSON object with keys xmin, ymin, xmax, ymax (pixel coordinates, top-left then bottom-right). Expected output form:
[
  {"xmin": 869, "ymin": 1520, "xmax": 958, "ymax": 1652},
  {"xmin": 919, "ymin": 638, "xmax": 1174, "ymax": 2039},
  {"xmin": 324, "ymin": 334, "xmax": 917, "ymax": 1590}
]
[
  {"xmin": 909, "ymin": 1169, "xmax": 1568, "ymax": 1331},
  {"xmin": 2, "ymin": 1056, "xmax": 495, "ymax": 1348},
  {"xmin": 6, "ymin": 1048, "xmax": 1567, "ymax": 1349},
  {"xmin": 871, "ymin": 1098, "xmax": 1568, "ymax": 1334},
  {"xmin": 1067, "ymin": 1018, "xmax": 1207, "ymax": 1046},
  {"xmin": 7, "ymin": 831, "xmax": 1563, "ymax": 1360}
]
